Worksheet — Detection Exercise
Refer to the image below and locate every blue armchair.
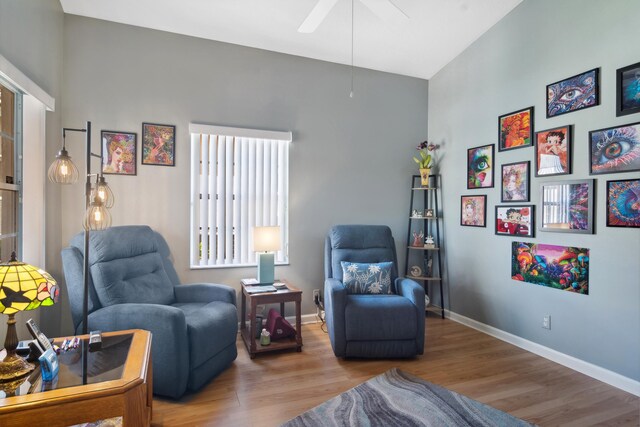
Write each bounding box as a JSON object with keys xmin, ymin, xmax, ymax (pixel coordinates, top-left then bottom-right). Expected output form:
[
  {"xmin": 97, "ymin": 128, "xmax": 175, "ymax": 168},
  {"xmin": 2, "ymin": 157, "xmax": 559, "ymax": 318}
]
[
  {"xmin": 324, "ymin": 225, "xmax": 425, "ymax": 358},
  {"xmin": 61, "ymin": 225, "xmax": 238, "ymax": 399}
]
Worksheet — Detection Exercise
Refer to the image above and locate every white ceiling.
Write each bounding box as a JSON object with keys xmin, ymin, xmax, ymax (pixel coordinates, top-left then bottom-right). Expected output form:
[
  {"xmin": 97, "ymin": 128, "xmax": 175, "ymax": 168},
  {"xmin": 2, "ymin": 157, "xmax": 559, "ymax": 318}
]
[{"xmin": 59, "ymin": 0, "xmax": 522, "ymax": 80}]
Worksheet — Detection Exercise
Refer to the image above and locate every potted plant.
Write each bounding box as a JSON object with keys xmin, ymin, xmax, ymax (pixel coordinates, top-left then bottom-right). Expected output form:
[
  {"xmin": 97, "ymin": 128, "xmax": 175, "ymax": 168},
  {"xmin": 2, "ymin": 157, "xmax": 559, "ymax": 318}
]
[{"xmin": 413, "ymin": 141, "xmax": 439, "ymax": 186}]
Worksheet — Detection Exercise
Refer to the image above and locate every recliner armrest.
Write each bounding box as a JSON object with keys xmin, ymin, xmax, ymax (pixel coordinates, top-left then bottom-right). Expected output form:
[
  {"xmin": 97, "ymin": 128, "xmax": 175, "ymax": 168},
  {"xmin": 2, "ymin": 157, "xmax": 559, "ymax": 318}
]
[
  {"xmin": 324, "ymin": 278, "xmax": 348, "ymax": 357},
  {"xmin": 395, "ymin": 277, "xmax": 425, "ymax": 355},
  {"xmin": 174, "ymin": 283, "xmax": 236, "ymax": 306}
]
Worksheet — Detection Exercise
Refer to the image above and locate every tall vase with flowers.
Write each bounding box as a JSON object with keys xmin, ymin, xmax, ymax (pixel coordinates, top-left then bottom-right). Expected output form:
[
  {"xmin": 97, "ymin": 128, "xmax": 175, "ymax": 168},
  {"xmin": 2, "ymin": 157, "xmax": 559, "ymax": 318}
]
[{"xmin": 413, "ymin": 141, "xmax": 439, "ymax": 186}]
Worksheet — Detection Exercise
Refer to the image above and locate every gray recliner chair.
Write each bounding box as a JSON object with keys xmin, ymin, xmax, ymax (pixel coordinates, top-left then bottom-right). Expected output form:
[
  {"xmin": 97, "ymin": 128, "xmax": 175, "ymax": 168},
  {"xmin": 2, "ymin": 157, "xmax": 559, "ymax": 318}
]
[{"xmin": 61, "ymin": 225, "xmax": 238, "ymax": 398}]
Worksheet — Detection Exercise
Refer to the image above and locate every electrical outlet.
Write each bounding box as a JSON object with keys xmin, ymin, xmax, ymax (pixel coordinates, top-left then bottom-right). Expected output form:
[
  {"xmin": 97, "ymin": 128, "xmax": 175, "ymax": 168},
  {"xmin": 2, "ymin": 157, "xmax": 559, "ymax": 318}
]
[
  {"xmin": 542, "ymin": 315, "xmax": 551, "ymax": 330},
  {"xmin": 313, "ymin": 289, "xmax": 321, "ymax": 306}
]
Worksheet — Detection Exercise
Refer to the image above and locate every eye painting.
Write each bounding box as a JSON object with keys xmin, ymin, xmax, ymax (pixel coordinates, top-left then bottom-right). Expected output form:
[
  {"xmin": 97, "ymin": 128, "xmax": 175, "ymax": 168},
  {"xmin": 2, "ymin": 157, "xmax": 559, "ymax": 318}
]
[
  {"xmin": 467, "ymin": 144, "xmax": 494, "ymax": 189},
  {"xmin": 589, "ymin": 122, "xmax": 640, "ymax": 175},
  {"xmin": 547, "ymin": 68, "xmax": 599, "ymax": 118}
]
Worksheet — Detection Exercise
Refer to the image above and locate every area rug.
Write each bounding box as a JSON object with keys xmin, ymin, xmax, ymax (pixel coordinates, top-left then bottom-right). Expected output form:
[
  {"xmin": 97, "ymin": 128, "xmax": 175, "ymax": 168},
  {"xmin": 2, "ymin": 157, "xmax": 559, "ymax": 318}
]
[{"xmin": 282, "ymin": 368, "xmax": 534, "ymax": 427}]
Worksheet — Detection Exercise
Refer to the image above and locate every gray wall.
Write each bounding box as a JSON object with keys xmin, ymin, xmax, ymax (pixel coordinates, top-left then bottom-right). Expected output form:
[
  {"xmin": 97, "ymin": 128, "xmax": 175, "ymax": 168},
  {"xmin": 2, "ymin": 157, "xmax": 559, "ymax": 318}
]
[
  {"xmin": 59, "ymin": 15, "xmax": 428, "ymax": 333},
  {"xmin": 429, "ymin": 0, "xmax": 640, "ymax": 381},
  {"xmin": 0, "ymin": 0, "xmax": 64, "ymax": 337}
]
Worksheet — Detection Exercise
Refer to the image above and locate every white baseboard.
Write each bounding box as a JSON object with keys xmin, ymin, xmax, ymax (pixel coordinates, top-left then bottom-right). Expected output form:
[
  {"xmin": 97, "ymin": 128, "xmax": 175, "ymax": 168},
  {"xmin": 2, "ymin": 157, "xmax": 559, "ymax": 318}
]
[{"xmin": 446, "ymin": 310, "xmax": 640, "ymax": 397}]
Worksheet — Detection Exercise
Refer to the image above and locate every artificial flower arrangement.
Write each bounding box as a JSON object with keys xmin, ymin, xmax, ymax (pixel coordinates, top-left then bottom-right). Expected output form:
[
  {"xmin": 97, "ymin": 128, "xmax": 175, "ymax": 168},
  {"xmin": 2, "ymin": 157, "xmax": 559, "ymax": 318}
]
[{"xmin": 413, "ymin": 141, "xmax": 439, "ymax": 169}]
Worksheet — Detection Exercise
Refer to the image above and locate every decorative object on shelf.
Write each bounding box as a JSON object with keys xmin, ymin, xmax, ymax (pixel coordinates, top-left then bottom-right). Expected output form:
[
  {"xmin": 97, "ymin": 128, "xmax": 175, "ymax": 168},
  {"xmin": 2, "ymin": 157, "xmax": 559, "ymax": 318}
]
[
  {"xmin": 495, "ymin": 205, "xmax": 534, "ymax": 237},
  {"xmin": 460, "ymin": 195, "xmax": 487, "ymax": 227},
  {"xmin": 498, "ymin": 106, "xmax": 533, "ymax": 151},
  {"xmin": 101, "ymin": 130, "xmax": 137, "ymax": 175},
  {"xmin": 606, "ymin": 179, "xmax": 640, "ymax": 228},
  {"xmin": 511, "ymin": 242, "xmax": 589, "ymax": 295},
  {"xmin": 425, "ymin": 258, "xmax": 433, "ymax": 277},
  {"xmin": 260, "ymin": 328, "xmax": 271, "ymax": 346},
  {"xmin": 413, "ymin": 141, "xmax": 439, "ymax": 187},
  {"xmin": 412, "ymin": 209, "xmax": 422, "ymax": 218},
  {"xmin": 266, "ymin": 308, "xmax": 296, "ymax": 340},
  {"xmin": 501, "ymin": 161, "xmax": 530, "ymax": 202},
  {"xmin": 49, "ymin": 121, "xmax": 116, "ymax": 338},
  {"xmin": 142, "ymin": 123, "xmax": 176, "ymax": 166},
  {"xmin": 409, "ymin": 265, "xmax": 422, "ymax": 277},
  {"xmin": 616, "ymin": 61, "xmax": 640, "ymax": 117},
  {"xmin": 0, "ymin": 253, "xmax": 58, "ymax": 384},
  {"xmin": 547, "ymin": 68, "xmax": 599, "ymax": 118},
  {"xmin": 535, "ymin": 125, "xmax": 571, "ymax": 177},
  {"xmin": 467, "ymin": 144, "xmax": 494, "ymax": 189},
  {"xmin": 424, "ymin": 235, "xmax": 435, "ymax": 249},
  {"xmin": 589, "ymin": 121, "xmax": 640, "ymax": 175},
  {"xmin": 540, "ymin": 179, "xmax": 594, "ymax": 234},
  {"xmin": 412, "ymin": 230, "xmax": 424, "ymax": 247},
  {"xmin": 425, "ymin": 209, "xmax": 434, "ymax": 218},
  {"xmin": 253, "ymin": 226, "xmax": 281, "ymax": 284}
]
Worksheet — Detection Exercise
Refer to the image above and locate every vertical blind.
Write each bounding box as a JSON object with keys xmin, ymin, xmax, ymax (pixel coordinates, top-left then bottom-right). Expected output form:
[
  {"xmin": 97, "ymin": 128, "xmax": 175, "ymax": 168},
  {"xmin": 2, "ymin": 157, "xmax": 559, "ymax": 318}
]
[{"xmin": 190, "ymin": 124, "xmax": 291, "ymax": 268}]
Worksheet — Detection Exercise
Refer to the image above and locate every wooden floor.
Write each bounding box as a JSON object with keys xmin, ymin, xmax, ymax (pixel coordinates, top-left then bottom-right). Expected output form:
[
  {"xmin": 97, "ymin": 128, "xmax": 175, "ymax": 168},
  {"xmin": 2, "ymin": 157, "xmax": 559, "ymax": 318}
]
[{"xmin": 152, "ymin": 316, "xmax": 639, "ymax": 426}]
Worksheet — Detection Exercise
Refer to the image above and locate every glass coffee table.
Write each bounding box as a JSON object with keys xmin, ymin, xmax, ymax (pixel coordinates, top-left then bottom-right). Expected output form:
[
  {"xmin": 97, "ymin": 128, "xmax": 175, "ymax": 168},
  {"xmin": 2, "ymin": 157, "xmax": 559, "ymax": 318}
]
[{"xmin": 0, "ymin": 329, "xmax": 152, "ymax": 426}]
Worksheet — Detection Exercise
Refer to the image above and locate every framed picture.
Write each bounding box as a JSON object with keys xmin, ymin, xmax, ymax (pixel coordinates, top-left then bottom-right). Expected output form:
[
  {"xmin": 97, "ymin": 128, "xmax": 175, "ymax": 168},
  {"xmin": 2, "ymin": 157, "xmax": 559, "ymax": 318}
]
[
  {"xmin": 101, "ymin": 131, "xmax": 137, "ymax": 175},
  {"xmin": 535, "ymin": 125, "xmax": 571, "ymax": 177},
  {"xmin": 616, "ymin": 62, "xmax": 640, "ymax": 117},
  {"xmin": 606, "ymin": 179, "xmax": 640, "ymax": 228},
  {"xmin": 467, "ymin": 144, "xmax": 494, "ymax": 189},
  {"xmin": 498, "ymin": 107, "xmax": 533, "ymax": 151},
  {"xmin": 540, "ymin": 179, "xmax": 594, "ymax": 234},
  {"xmin": 546, "ymin": 68, "xmax": 599, "ymax": 118},
  {"xmin": 589, "ymin": 122, "xmax": 640, "ymax": 175},
  {"xmin": 511, "ymin": 242, "xmax": 589, "ymax": 295},
  {"xmin": 460, "ymin": 195, "xmax": 486, "ymax": 227},
  {"xmin": 501, "ymin": 161, "xmax": 530, "ymax": 202},
  {"xmin": 495, "ymin": 205, "xmax": 534, "ymax": 237},
  {"xmin": 142, "ymin": 123, "xmax": 176, "ymax": 166}
]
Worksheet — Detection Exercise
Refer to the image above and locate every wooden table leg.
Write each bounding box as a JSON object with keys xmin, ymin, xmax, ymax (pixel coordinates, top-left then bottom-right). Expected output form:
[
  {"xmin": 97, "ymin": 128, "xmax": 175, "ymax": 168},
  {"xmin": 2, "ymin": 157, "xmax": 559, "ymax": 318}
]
[
  {"xmin": 295, "ymin": 295, "xmax": 302, "ymax": 351},
  {"xmin": 249, "ymin": 296, "xmax": 257, "ymax": 357},
  {"xmin": 280, "ymin": 301, "xmax": 285, "ymax": 316},
  {"xmin": 241, "ymin": 291, "xmax": 246, "ymax": 332}
]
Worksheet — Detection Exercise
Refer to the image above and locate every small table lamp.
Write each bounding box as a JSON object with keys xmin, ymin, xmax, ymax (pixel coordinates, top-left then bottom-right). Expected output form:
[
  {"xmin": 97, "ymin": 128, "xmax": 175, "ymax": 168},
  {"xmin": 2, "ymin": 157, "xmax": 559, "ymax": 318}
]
[
  {"xmin": 0, "ymin": 253, "xmax": 59, "ymax": 382},
  {"xmin": 253, "ymin": 226, "xmax": 281, "ymax": 284}
]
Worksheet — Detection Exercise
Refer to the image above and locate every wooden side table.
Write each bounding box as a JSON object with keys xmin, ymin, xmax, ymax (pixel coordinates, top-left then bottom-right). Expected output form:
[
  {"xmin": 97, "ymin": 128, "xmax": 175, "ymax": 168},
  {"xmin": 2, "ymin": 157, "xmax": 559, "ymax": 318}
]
[{"xmin": 240, "ymin": 279, "xmax": 302, "ymax": 359}]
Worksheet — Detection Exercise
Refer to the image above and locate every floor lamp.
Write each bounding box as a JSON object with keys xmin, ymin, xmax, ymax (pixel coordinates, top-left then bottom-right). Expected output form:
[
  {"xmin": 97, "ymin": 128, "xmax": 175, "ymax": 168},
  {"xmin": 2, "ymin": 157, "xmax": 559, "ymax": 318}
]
[{"xmin": 48, "ymin": 121, "xmax": 114, "ymax": 336}]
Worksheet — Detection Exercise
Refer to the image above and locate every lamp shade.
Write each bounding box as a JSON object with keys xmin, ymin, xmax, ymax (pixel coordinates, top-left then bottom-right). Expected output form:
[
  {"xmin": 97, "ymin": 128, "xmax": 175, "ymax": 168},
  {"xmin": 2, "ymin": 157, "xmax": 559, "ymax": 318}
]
[
  {"xmin": 92, "ymin": 175, "xmax": 115, "ymax": 209},
  {"xmin": 0, "ymin": 253, "xmax": 59, "ymax": 315},
  {"xmin": 253, "ymin": 226, "xmax": 281, "ymax": 252},
  {"xmin": 47, "ymin": 148, "xmax": 79, "ymax": 184}
]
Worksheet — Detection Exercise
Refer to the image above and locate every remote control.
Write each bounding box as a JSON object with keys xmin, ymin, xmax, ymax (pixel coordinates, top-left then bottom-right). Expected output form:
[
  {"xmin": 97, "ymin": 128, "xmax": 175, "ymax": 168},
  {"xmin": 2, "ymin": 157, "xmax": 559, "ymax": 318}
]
[{"xmin": 89, "ymin": 330, "xmax": 102, "ymax": 352}]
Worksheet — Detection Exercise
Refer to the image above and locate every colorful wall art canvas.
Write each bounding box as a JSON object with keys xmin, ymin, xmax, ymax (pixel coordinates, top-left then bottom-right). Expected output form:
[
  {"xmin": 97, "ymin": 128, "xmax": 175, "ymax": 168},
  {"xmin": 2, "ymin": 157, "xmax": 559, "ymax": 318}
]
[
  {"xmin": 498, "ymin": 107, "xmax": 533, "ymax": 151},
  {"xmin": 512, "ymin": 242, "xmax": 589, "ymax": 295},
  {"xmin": 617, "ymin": 62, "xmax": 640, "ymax": 116},
  {"xmin": 142, "ymin": 123, "xmax": 176, "ymax": 166},
  {"xmin": 501, "ymin": 161, "xmax": 529, "ymax": 202},
  {"xmin": 101, "ymin": 131, "xmax": 137, "ymax": 175},
  {"xmin": 541, "ymin": 180, "xmax": 594, "ymax": 234},
  {"xmin": 496, "ymin": 205, "xmax": 534, "ymax": 237},
  {"xmin": 467, "ymin": 144, "xmax": 494, "ymax": 189},
  {"xmin": 547, "ymin": 68, "xmax": 599, "ymax": 118},
  {"xmin": 589, "ymin": 122, "xmax": 640, "ymax": 175},
  {"xmin": 460, "ymin": 195, "xmax": 486, "ymax": 227},
  {"xmin": 607, "ymin": 179, "xmax": 640, "ymax": 228},
  {"xmin": 535, "ymin": 125, "xmax": 571, "ymax": 176}
]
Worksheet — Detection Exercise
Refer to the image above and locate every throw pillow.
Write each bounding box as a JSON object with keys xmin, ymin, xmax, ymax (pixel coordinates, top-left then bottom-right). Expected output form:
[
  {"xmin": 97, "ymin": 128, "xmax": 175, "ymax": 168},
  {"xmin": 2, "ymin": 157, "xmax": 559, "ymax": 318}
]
[{"xmin": 341, "ymin": 261, "xmax": 393, "ymax": 294}]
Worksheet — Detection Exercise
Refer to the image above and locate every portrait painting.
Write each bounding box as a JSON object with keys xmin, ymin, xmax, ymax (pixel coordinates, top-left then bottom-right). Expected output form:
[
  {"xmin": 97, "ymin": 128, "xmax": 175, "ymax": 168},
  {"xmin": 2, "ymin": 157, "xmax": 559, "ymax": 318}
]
[
  {"xmin": 496, "ymin": 205, "xmax": 534, "ymax": 237},
  {"xmin": 498, "ymin": 107, "xmax": 533, "ymax": 151},
  {"xmin": 101, "ymin": 131, "xmax": 137, "ymax": 175},
  {"xmin": 501, "ymin": 161, "xmax": 530, "ymax": 202},
  {"xmin": 467, "ymin": 144, "xmax": 494, "ymax": 189},
  {"xmin": 540, "ymin": 180, "xmax": 594, "ymax": 234},
  {"xmin": 142, "ymin": 123, "xmax": 176, "ymax": 166},
  {"xmin": 589, "ymin": 122, "xmax": 640, "ymax": 175},
  {"xmin": 616, "ymin": 62, "xmax": 640, "ymax": 117},
  {"xmin": 460, "ymin": 195, "xmax": 486, "ymax": 227},
  {"xmin": 511, "ymin": 242, "xmax": 589, "ymax": 295},
  {"xmin": 606, "ymin": 179, "xmax": 640, "ymax": 228},
  {"xmin": 535, "ymin": 125, "xmax": 571, "ymax": 177},
  {"xmin": 547, "ymin": 68, "xmax": 599, "ymax": 118}
]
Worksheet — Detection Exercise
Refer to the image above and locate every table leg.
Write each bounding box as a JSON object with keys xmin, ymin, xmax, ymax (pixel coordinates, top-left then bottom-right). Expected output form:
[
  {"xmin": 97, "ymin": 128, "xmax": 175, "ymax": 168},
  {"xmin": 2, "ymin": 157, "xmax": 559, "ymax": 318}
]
[
  {"xmin": 280, "ymin": 301, "xmax": 285, "ymax": 316},
  {"xmin": 295, "ymin": 295, "xmax": 302, "ymax": 351},
  {"xmin": 249, "ymin": 297, "xmax": 257, "ymax": 357}
]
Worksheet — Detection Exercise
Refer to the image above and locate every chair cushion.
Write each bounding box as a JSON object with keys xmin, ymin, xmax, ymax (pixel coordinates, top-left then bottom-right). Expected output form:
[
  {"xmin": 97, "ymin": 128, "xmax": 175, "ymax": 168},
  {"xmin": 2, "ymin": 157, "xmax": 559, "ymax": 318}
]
[
  {"xmin": 345, "ymin": 295, "xmax": 417, "ymax": 341},
  {"xmin": 172, "ymin": 301, "xmax": 239, "ymax": 368},
  {"xmin": 341, "ymin": 261, "xmax": 393, "ymax": 294}
]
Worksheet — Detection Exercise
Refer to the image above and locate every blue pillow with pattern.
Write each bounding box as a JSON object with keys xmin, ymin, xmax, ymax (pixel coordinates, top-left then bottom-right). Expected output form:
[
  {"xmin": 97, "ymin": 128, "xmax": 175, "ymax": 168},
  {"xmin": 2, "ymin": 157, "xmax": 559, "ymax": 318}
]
[{"xmin": 341, "ymin": 261, "xmax": 394, "ymax": 294}]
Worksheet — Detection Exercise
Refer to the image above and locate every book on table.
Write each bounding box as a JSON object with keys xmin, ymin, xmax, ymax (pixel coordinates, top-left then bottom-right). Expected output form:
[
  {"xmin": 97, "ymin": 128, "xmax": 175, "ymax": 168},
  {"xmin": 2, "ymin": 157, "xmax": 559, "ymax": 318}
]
[{"xmin": 244, "ymin": 285, "xmax": 277, "ymax": 293}]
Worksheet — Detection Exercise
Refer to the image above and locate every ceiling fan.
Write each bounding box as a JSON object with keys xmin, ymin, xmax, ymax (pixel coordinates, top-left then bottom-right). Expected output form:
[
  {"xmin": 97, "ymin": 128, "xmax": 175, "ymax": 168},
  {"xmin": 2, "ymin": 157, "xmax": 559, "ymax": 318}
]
[{"xmin": 298, "ymin": 0, "xmax": 408, "ymax": 33}]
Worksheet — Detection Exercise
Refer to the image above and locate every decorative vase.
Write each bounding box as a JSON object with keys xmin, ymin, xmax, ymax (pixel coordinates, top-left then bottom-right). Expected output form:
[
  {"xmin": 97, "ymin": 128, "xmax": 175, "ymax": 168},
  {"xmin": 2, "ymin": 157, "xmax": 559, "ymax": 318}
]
[{"xmin": 419, "ymin": 168, "xmax": 431, "ymax": 187}]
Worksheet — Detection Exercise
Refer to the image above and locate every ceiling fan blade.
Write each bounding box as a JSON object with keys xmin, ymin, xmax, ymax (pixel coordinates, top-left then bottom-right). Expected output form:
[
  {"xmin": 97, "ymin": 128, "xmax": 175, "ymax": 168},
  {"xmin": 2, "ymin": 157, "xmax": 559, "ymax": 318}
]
[
  {"xmin": 359, "ymin": 0, "xmax": 409, "ymax": 24},
  {"xmin": 298, "ymin": 0, "xmax": 340, "ymax": 33}
]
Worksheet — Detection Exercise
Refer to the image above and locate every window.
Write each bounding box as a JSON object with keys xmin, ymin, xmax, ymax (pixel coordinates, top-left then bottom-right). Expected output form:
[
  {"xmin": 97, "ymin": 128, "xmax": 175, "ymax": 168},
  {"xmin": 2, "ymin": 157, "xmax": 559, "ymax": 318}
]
[
  {"xmin": 0, "ymin": 81, "xmax": 22, "ymax": 261},
  {"xmin": 190, "ymin": 124, "xmax": 291, "ymax": 268}
]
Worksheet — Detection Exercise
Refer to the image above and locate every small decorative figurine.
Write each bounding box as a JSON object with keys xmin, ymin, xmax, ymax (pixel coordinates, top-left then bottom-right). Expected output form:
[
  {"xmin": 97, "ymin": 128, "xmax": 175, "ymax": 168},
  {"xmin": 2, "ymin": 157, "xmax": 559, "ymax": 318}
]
[
  {"xmin": 424, "ymin": 235, "xmax": 435, "ymax": 248},
  {"xmin": 425, "ymin": 209, "xmax": 435, "ymax": 218},
  {"xmin": 409, "ymin": 265, "xmax": 423, "ymax": 277},
  {"xmin": 260, "ymin": 328, "xmax": 271, "ymax": 346},
  {"xmin": 412, "ymin": 209, "xmax": 422, "ymax": 218},
  {"xmin": 412, "ymin": 230, "xmax": 424, "ymax": 247}
]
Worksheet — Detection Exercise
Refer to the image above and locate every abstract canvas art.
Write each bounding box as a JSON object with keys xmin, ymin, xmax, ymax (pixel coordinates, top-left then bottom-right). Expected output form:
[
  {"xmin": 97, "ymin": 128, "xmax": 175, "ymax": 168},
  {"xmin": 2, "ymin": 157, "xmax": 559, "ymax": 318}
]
[
  {"xmin": 540, "ymin": 180, "xmax": 594, "ymax": 234},
  {"xmin": 616, "ymin": 61, "xmax": 640, "ymax": 117},
  {"xmin": 547, "ymin": 68, "xmax": 599, "ymax": 118},
  {"xmin": 606, "ymin": 179, "xmax": 640, "ymax": 228},
  {"xmin": 589, "ymin": 122, "xmax": 640, "ymax": 175},
  {"xmin": 101, "ymin": 131, "xmax": 137, "ymax": 175},
  {"xmin": 512, "ymin": 242, "xmax": 589, "ymax": 295},
  {"xmin": 498, "ymin": 107, "xmax": 533, "ymax": 151},
  {"xmin": 467, "ymin": 144, "xmax": 494, "ymax": 189}
]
